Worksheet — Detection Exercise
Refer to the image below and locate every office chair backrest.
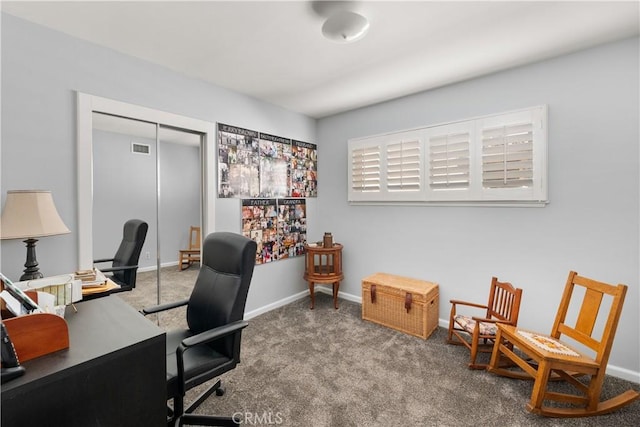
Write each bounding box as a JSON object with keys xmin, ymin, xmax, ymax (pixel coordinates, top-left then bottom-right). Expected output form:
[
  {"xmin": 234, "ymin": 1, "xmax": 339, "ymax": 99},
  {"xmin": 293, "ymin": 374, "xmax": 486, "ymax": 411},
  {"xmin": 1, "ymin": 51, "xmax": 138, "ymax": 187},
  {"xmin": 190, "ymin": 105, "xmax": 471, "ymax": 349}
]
[
  {"xmin": 187, "ymin": 232, "xmax": 257, "ymax": 357},
  {"xmin": 112, "ymin": 219, "xmax": 148, "ymax": 288}
]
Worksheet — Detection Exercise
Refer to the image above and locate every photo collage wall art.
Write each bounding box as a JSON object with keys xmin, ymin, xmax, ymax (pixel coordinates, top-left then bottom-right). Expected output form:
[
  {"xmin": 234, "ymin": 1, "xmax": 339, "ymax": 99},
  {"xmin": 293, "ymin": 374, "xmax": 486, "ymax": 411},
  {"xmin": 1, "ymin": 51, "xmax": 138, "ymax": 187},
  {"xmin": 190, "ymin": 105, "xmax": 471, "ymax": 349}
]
[
  {"xmin": 218, "ymin": 123, "xmax": 317, "ymax": 198},
  {"xmin": 242, "ymin": 199, "xmax": 307, "ymax": 265},
  {"xmin": 219, "ymin": 123, "xmax": 314, "ymax": 264}
]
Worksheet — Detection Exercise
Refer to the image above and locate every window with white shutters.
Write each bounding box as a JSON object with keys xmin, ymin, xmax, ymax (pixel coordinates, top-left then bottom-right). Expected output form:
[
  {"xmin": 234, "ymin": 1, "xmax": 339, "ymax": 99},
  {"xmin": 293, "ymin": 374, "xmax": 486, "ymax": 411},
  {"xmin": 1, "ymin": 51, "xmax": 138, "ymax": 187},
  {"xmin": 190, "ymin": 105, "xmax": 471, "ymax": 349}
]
[
  {"xmin": 482, "ymin": 123, "xmax": 533, "ymax": 189},
  {"xmin": 387, "ymin": 139, "xmax": 421, "ymax": 192},
  {"xmin": 429, "ymin": 131, "xmax": 470, "ymax": 190},
  {"xmin": 347, "ymin": 106, "xmax": 547, "ymax": 205},
  {"xmin": 350, "ymin": 144, "xmax": 381, "ymax": 195}
]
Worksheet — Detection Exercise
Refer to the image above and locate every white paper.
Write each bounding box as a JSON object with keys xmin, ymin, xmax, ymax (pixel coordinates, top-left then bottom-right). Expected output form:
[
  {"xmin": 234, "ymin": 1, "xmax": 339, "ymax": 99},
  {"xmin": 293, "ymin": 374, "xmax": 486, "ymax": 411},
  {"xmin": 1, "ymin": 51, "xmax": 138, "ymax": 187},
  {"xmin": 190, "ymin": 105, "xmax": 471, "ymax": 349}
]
[
  {"xmin": 36, "ymin": 291, "xmax": 57, "ymax": 314},
  {"xmin": 0, "ymin": 290, "xmax": 23, "ymax": 316}
]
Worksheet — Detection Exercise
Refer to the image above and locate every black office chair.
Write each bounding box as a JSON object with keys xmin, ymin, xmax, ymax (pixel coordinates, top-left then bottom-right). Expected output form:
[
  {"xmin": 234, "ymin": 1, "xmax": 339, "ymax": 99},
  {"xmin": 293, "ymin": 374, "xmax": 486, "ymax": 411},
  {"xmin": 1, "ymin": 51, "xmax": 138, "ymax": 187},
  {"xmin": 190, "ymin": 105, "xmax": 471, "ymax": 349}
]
[
  {"xmin": 94, "ymin": 219, "xmax": 148, "ymax": 292},
  {"xmin": 143, "ymin": 232, "xmax": 257, "ymax": 427}
]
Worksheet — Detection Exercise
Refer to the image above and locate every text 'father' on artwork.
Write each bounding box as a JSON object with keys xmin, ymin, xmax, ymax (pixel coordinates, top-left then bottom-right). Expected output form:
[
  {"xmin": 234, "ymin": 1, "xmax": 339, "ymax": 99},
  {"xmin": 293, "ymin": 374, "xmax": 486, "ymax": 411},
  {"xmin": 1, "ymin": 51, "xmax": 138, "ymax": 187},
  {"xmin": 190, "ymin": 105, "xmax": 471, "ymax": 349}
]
[
  {"xmin": 242, "ymin": 199, "xmax": 307, "ymax": 265},
  {"xmin": 218, "ymin": 123, "xmax": 317, "ymax": 198}
]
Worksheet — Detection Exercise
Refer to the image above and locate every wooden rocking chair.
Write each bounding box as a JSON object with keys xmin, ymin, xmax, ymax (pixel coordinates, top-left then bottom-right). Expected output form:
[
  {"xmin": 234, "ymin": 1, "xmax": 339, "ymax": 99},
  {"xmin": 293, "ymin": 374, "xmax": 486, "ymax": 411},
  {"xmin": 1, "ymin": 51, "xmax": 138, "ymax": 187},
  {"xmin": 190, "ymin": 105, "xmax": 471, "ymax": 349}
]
[
  {"xmin": 178, "ymin": 226, "xmax": 201, "ymax": 271},
  {"xmin": 487, "ymin": 270, "xmax": 639, "ymax": 417},
  {"xmin": 447, "ymin": 277, "xmax": 522, "ymax": 369}
]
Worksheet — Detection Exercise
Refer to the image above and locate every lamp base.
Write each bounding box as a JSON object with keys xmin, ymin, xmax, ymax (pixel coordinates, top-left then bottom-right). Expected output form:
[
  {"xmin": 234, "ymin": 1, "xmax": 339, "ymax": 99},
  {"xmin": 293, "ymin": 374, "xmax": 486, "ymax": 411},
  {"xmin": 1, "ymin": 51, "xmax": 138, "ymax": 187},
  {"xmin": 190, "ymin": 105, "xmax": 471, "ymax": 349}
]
[
  {"xmin": 20, "ymin": 238, "xmax": 43, "ymax": 281},
  {"xmin": 20, "ymin": 271, "xmax": 44, "ymax": 281}
]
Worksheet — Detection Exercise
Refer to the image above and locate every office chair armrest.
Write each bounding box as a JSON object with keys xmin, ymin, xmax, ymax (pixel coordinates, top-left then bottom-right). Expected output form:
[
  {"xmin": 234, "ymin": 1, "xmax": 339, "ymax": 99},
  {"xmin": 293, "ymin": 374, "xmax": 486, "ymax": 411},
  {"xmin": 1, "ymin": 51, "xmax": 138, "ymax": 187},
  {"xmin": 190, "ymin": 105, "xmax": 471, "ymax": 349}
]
[
  {"xmin": 93, "ymin": 258, "xmax": 115, "ymax": 264},
  {"xmin": 181, "ymin": 320, "xmax": 249, "ymax": 349},
  {"xmin": 99, "ymin": 265, "xmax": 138, "ymax": 273},
  {"xmin": 449, "ymin": 299, "xmax": 488, "ymax": 310},
  {"xmin": 141, "ymin": 299, "xmax": 189, "ymax": 315}
]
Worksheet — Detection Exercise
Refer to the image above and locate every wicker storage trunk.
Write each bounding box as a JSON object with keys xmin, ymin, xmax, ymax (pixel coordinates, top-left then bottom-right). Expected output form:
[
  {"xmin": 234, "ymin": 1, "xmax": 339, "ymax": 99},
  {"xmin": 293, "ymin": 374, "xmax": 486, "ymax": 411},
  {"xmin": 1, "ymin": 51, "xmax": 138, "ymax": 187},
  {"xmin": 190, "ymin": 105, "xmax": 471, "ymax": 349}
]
[{"xmin": 362, "ymin": 273, "xmax": 439, "ymax": 339}]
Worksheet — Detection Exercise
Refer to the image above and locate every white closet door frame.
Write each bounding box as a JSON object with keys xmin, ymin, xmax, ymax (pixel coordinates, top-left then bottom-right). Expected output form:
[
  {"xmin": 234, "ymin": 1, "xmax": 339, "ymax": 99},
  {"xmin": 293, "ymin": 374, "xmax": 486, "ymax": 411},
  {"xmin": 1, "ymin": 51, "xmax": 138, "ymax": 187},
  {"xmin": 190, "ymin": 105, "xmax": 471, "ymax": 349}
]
[{"xmin": 76, "ymin": 92, "xmax": 216, "ymax": 270}]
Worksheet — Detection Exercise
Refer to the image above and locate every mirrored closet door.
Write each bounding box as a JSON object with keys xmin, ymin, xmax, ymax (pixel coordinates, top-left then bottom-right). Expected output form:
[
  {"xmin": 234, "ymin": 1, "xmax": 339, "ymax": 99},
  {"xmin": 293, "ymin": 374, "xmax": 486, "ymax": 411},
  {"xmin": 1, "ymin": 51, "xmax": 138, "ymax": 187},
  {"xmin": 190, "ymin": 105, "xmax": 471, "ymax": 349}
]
[{"xmin": 91, "ymin": 112, "xmax": 202, "ymax": 306}]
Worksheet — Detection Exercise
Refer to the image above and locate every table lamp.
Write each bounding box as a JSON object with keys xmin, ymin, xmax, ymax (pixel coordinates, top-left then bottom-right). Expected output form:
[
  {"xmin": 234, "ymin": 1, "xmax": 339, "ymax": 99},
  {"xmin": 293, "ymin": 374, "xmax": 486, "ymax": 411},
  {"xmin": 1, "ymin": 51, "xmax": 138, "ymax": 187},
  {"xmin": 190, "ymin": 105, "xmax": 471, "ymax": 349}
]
[{"xmin": 0, "ymin": 190, "xmax": 70, "ymax": 280}]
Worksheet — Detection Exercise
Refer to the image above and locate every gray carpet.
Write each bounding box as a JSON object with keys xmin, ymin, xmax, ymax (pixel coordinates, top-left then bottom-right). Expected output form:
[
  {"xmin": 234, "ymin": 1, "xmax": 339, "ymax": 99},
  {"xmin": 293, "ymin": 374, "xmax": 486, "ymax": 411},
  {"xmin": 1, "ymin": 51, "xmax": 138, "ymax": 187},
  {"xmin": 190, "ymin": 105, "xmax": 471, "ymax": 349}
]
[{"xmin": 120, "ymin": 267, "xmax": 640, "ymax": 427}]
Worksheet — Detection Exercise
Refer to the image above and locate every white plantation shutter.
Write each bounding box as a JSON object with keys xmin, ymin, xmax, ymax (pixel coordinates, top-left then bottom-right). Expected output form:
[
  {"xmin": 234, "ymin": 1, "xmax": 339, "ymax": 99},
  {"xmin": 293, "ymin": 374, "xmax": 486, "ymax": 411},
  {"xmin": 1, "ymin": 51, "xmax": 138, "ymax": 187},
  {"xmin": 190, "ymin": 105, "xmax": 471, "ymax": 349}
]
[
  {"xmin": 348, "ymin": 106, "xmax": 547, "ymax": 204},
  {"xmin": 351, "ymin": 144, "xmax": 381, "ymax": 193},
  {"xmin": 482, "ymin": 123, "xmax": 534, "ymax": 189},
  {"xmin": 429, "ymin": 131, "xmax": 470, "ymax": 190},
  {"xmin": 386, "ymin": 139, "xmax": 421, "ymax": 192}
]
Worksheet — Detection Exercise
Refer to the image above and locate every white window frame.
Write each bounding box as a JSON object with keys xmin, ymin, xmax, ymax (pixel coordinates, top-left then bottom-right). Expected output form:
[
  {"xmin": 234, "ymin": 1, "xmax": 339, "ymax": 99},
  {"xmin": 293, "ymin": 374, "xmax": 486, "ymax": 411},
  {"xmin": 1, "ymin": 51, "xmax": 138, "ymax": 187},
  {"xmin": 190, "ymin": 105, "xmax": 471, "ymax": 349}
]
[{"xmin": 347, "ymin": 106, "xmax": 548, "ymax": 206}]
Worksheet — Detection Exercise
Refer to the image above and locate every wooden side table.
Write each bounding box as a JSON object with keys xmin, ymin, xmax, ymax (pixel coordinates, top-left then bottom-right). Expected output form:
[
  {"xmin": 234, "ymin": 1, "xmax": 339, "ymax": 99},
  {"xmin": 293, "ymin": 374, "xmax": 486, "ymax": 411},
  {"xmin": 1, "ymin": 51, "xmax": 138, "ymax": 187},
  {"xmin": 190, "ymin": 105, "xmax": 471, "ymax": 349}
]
[{"xmin": 303, "ymin": 243, "xmax": 343, "ymax": 309}]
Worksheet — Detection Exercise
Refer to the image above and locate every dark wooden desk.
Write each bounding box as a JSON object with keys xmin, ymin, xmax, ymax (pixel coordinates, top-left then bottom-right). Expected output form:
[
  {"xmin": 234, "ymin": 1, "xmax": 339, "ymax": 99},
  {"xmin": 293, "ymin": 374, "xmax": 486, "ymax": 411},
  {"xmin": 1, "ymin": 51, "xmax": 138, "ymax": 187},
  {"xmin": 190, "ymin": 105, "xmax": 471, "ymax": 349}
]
[{"xmin": 1, "ymin": 296, "xmax": 166, "ymax": 427}]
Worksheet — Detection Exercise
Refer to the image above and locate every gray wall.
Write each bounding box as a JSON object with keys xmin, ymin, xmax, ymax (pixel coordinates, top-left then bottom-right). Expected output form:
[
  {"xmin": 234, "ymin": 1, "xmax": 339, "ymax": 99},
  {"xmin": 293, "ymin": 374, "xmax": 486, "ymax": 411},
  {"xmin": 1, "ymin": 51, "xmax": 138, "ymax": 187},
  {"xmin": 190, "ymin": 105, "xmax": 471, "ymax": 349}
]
[
  {"xmin": 0, "ymin": 14, "xmax": 316, "ymax": 315},
  {"xmin": 316, "ymin": 37, "xmax": 639, "ymax": 379}
]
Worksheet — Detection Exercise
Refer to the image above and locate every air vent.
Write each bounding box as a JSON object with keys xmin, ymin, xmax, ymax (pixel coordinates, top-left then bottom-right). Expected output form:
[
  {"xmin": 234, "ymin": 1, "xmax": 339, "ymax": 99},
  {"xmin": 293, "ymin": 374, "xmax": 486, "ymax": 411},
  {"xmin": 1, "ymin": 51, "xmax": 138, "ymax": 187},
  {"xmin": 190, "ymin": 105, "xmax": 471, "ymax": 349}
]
[{"xmin": 131, "ymin": 142, "xmax": 150, "ymax": 155}]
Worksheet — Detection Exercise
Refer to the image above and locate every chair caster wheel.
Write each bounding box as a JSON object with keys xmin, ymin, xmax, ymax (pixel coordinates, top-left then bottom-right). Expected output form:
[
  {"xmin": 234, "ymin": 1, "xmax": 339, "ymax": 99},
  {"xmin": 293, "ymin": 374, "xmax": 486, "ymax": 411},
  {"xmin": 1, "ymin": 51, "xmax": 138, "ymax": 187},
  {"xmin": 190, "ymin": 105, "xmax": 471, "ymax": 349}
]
[{"xmin": 216, "ymin": 387, "xmax": 225, "ymax": 396}]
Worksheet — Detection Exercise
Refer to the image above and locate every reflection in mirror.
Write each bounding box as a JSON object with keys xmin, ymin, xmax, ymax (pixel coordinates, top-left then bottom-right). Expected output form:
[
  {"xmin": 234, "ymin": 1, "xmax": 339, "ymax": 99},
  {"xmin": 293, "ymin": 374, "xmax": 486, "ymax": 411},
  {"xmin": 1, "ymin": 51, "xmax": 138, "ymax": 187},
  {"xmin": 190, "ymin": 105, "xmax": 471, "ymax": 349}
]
[
  {"xmin": 91, "ymin": 113, "xmax": 202, "ymax": 308},
  {"xmin": 158, "ymin": 125, "xmax": 202, "ymax": 305},
  {"xmin": 92, "ymin": 112, "xmax": 159, "ymax": 298},
  {"xmin": 78, "ymin": 94, "xmax": 215, "ymax": 319}
]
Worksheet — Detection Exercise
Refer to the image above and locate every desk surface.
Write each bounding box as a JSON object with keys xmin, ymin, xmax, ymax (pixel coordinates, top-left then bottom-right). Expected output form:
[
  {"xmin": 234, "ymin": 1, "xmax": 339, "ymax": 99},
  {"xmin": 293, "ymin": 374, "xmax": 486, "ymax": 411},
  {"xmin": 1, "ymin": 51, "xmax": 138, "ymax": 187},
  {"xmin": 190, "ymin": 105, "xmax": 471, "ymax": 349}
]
[{"xmin": 2, "ymin": 296, "xmax": 166, "ymax": 426}]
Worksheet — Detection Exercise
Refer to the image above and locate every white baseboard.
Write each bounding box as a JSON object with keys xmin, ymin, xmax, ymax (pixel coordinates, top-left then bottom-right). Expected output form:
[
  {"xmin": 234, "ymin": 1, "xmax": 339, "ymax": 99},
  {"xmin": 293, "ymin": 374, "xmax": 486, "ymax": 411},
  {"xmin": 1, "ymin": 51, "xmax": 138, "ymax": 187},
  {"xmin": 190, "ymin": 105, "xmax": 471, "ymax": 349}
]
[
  {"xmin": 245, "ymin": 291, "xmax": 309, "ymax": 320},
  {"xmin": 606, "ymin": 366, "xmax": 640, "ymax": 384},
  {"xmin": 316, "ymin": 285, "xmax": 361, "ymax": 303},
  {"xmin": 138, "ymin": 261, "xmax": 179, "ymax": 273}
]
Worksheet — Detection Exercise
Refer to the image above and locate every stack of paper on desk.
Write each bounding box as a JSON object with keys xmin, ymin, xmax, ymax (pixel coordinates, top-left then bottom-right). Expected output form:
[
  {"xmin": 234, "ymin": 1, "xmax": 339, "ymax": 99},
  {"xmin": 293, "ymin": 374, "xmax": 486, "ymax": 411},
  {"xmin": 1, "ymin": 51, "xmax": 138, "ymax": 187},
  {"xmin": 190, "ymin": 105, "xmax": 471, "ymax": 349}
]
[{"xmin": 74, "ymin": 269, "xmax": 108, "ymax": 288}]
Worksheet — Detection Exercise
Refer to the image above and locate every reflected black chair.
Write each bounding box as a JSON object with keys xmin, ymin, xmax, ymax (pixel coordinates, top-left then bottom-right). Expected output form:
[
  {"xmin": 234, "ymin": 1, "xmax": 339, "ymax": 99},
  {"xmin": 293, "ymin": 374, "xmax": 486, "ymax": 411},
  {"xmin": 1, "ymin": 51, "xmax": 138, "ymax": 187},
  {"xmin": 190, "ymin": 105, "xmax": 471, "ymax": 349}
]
[
  {"xmin": 94, "ymin": 219, "xmax": 148, "ymax": 292},
  {"xmin": 143, "ymin": 232, "xmax": 257, "ymax": 427}
]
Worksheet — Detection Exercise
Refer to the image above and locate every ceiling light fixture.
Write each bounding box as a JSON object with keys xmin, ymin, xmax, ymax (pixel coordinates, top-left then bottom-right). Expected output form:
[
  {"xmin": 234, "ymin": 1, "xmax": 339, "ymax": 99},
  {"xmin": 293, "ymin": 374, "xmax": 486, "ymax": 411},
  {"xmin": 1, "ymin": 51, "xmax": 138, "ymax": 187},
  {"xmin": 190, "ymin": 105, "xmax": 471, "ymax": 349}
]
[{"xmin": 322, "ymin": 10, "xmax": 370, "ymax": 43}]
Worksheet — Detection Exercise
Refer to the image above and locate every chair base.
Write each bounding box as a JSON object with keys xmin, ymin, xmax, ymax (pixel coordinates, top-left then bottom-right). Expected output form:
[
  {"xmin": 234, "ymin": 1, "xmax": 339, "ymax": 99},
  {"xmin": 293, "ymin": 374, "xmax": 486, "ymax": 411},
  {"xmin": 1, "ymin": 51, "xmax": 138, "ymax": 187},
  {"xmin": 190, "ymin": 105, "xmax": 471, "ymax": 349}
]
[
  {"xmin": 488, "ymin": 365, "xmax": 586, "ymax": 382},
  {"xmin": 488, "ymin": 326, "xmax": 640, "ymax": 418},
  {"xmin": 489, "ymin": 364, "xmax": 640, "ymax": 417},
  {"xmin": 447, "ymin": 329, "xmax": 496, "ymax": 369},
  {"xmin": 185, "ymin": 379, "xmax": 223, "ymax": 414},
  {"xmin": 179, "ymin": 250, "xmax": 200, "ymax": 271},
  {"xmin": 526, "ymin": 390, "xmax": 640, "ymax": 418},
  {"xmin": 169, "ymin": 379, "xmax": 236, "ymax": 427},
  {"xmin": 175, "ymin": 414, "xmax": 239, "ymax": 427}
]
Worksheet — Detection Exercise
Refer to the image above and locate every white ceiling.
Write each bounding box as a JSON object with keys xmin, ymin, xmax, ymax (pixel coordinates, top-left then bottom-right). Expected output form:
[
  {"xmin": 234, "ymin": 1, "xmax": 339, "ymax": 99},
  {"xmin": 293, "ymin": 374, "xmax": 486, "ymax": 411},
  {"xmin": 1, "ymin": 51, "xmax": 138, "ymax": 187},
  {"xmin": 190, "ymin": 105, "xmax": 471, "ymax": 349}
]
[{"xmin": 2, "ymin": 1, "xmax": 639, "ymax": 118}]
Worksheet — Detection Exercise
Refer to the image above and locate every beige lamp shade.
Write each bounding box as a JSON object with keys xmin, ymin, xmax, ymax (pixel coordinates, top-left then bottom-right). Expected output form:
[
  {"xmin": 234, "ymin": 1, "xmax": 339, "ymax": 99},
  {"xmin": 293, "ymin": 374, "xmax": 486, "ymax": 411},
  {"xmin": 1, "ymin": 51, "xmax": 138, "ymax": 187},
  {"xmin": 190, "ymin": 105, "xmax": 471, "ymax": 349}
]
[{"xmin": 0, "ymin": 190, "xmax": 71, "ymax": 240}]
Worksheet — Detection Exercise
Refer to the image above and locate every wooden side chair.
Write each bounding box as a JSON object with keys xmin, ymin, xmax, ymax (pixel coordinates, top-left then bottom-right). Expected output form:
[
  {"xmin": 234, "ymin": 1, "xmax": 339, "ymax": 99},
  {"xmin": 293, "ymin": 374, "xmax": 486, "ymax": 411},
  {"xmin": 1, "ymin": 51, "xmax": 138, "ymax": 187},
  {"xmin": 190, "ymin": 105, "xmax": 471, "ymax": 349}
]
[
  {"xmin": 178, "ymin": 226, "xmax": 201, "ymax": 271},
  {"xmin": 487, "ymin": 270, "xmax": 639, "ymax": 417},
  {"xmin": 447, "ymin": 277, "xmax": 523, "ymax": 369}
]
